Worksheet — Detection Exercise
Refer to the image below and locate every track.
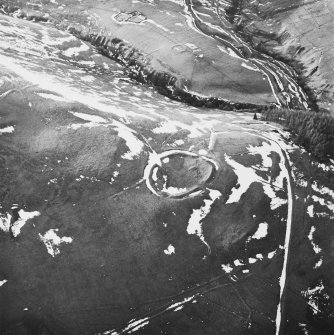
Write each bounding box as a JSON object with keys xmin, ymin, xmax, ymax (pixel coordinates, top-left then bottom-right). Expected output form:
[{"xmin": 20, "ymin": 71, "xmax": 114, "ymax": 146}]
[{"xmin": 272, "ymin": 140, "xmax": 295, "ymax": 335}]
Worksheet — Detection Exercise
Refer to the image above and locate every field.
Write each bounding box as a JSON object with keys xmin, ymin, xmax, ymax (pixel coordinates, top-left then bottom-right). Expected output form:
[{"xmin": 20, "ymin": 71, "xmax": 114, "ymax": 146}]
[{"xmin": 0, "ymin": 1, "xmax": 333, "ymax": 335}]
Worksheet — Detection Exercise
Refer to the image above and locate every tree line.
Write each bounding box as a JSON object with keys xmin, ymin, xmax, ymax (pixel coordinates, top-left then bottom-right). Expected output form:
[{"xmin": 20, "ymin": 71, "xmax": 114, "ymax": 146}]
[{"xmin": 261, "ymin": 108, "xmax": 334, "ymax": 161}]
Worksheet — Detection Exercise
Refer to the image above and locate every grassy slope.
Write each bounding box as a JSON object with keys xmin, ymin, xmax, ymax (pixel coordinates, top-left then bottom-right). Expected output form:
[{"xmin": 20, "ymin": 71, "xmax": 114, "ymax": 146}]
[{"xmin": 0, "ymin": 87, "xmax": 286, "ymax": 335}]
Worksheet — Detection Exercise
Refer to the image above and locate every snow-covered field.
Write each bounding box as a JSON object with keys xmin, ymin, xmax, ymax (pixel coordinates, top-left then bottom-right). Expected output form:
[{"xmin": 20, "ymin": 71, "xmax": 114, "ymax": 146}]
[{"xmin": 0, "ymin": 7, "xmax": 333, "ymax": 335}]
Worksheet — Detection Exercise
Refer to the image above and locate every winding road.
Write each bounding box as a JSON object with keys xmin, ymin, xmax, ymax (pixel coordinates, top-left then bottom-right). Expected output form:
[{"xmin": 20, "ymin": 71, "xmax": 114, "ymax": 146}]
[{"xmin": 184, "ymin": 0, "xmax": 309, "ymax": 109}]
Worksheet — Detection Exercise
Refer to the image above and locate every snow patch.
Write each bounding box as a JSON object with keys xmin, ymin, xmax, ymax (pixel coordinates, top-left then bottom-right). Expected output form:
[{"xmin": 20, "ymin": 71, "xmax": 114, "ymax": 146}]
[
  {"xmin": 39, "ymin": 229, "xmax": 73, "ymax": 257},
  {"xmin": 241, "ymin": 62, "xmax": 261, "ymax": 72},
  {"xmin": 234, "ymin": 259, "xmax": 244, "ymax": 266},
  {"xmin": 162, "ymin": 185, "xmax": 187, "ymax": 195},
  {"xmin": 152, "ymin": 167, "xmax": 158, "ymax": 182},
  {"xmin": 120, "ymin": 317, "xmax": 150, "ymax": 334},
  {"xmin": 225, "ymin": 153, "xmax": 287, "ymax": 210},
  {"xmin": 248, "ymin": 222, "xmax": 268, "ymax": 241},
  {"xmin": 301, "ymin": 280, "xmax": 329, "ymax": 315},
  {"xmin": 36, "ymin": 92, "xmax": 71, "ymax": 102},
  {"xmin": 164, "ymin": 244, "xmax": 175, "ymax": 255},
  {"xmin": 312, "ymin": 195, "xmax": 334, "ymax": 213},
  {"xmin": 152, "ymin": 120, "xmax": 202, "ymax": 138},
  {"xmin": 298, "ymin": 323, "xmax": 309, "ymax": 335},
  {"xmin": 221, "ymin": 264, "xmax": 233, "ymax": 273},
  {"xmin": 308, "ymin": 226, "xmax": 321, "ymax": 254},
  {"xmin": 186, "ymin": 189, "xmax": 221, "ymax": 252},
  {"xmin": 167, "ymin": 295, "xmax": 195, "ymax": 311},
  {"xmin": 174, "ymin": 139, "xmax": 184, "ymax": 146},
  {"xmin": 11, "ymin": 210, "xmax": 40, "ymax": 237},
  {"xmin": 0, "ymin": 212, "xmax": 11, "ymax": 233},
  {"xmin": 0, "ymin": 126, "xmax": 14, "ymax": 134},
  {"xmin": 314, "ymin": 257, "xmax": 323, "ymax": 269},
  {"xmin": 152, "ymin": 121, "xmax": 178, "ymax": 134},
  {"xmin": 256, "ymin": 253, "xmax": 264, "ymax": 260},
  {"xmin": 307, "ymin": 205, "xmax": 314, "ymax": 218},
  {"xmin": 224, "ymin": 154, "xmax": 260, "ymax": 204},
  {"xmin": 162, "ymin": 157, "xmax": 169, "ymax": 164},
  {"xmin": 0, "ymin": 279, "xmax": 7, "ymax": 287},
  {"xmin": 62, "ymin": 43, "xmax": 90, "ymax": 57},
  {"xmin": 113, "ymin": 121, "xmax": 144, "ymax": 160},
  {"xmin": 70, "ymin": 111, "xmax": 107, "ymax": 123},
  {"xmin": 314, "ymin": 161, "xmax": 334, "ymax": 172},
  {"xmin": 312, "ymin": 182, "xmax": 334, "ymax": 199},
  {"xmin": 247, "ymin": 142, "xmax": 273, "ymax": 169},
  {"xmin": 198, "ymin": 149, "xmax": 208, "ymax": 156},
  {"xmin": 268, "ymin": 250, "xmax": 277, "ymax": 259}
]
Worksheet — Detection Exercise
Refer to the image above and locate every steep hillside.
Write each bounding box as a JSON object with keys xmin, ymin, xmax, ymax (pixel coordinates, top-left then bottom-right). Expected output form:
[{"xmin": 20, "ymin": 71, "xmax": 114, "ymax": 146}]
[
  {"xmin": 217, "ymin": 0, "xmax": 334, "ymax": 112},
  {"xmin": 0, "ymin": 0, "xmax": 317, "ymax": 109}
]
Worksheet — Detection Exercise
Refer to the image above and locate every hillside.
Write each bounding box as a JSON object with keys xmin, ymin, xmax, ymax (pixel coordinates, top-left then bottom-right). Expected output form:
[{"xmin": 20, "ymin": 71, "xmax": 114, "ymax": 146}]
[{"xmin": 0, "ymin": 2, "xmax": 333, "ymax": 335}]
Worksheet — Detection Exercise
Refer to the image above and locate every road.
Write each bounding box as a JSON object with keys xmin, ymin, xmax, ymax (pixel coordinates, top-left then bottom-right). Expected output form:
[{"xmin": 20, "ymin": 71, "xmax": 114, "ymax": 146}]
[{"xmin": 259, "ymin": 133, "xmax": 295, "ymax": 335}]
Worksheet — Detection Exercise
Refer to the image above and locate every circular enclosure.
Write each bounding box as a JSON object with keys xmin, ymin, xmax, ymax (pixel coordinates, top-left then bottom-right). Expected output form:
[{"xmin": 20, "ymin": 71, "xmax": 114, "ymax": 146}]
[{"xmin": 146, "ymin": 150, "xmax": 218, "ymax": 198}]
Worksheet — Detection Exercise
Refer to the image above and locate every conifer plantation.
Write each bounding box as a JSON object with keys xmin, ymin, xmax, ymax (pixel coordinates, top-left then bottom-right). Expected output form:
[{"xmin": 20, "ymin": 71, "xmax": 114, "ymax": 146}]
[{"xmin": 261, "ymin": 108, "xmax": 334, "ymax": 161}]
